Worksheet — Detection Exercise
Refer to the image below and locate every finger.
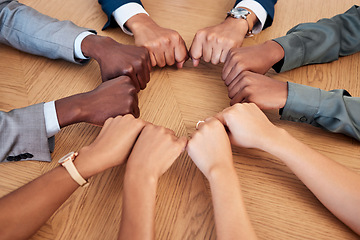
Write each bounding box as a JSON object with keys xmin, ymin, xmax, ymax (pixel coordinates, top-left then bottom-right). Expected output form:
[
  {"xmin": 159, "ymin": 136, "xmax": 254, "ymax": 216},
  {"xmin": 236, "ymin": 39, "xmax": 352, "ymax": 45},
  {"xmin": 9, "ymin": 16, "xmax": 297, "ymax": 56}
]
[
  {"xmin": 154, "ymin": 51, "xmax": 166, "ymax": 68},
  {"xmin": 144, "ymin": 49, "xmax": 152, "ymax": 72},
  {"xmin": 164, "ymin": 46, "xmax": 176, "ymax": 66},
  {"xmin": 192, "ymin": 59, "xmax": 200, "ymax": 67},
  {"xmin": 225, "ymin": 63, "xmax": 243, "ymax": 86},
  {"xmin": 219, "ymin": 47, "xmax": 230, "ymax": 64},
  {"xmin": 202, "ymin": 43, "xmax": 212, "ymax": 63},
  {"xmin": 149, "ymin": 51, "xmax": 157, "ymax": 67},
  {"xmin": 210, "ymin": 45, "xmax": 223, "ymax": 65},
  {"xmin": 228, "ymin": 75, "xmax": 244, "ymax": 98},
  {"xmin": 230, "ymin": 90, "xmax": 248, "ymax": 106},
  {"xmin": 222, "ymin": 52, "xmax": 235, "ymax": 80},
  {"xmin": 195, "ymin": 120, "xmax": 205, "ymax": 130},
  {"xmin": 176, "ymin": 61, "xmax": 185, "ymax": 69},
  {"xmin": 189, "ymin": 34, "xmax": 203, "ymax": 64},
  {"xmin": 214, "ymin": 112, "xmax": 225, "ymax": 125},
  {"xmin": 174, "ymin": 38, "xmax": 189, "ymax": 65},
  {"xmin": 142, "ymin": 60, "xmax": 151, "ymax": 85}
]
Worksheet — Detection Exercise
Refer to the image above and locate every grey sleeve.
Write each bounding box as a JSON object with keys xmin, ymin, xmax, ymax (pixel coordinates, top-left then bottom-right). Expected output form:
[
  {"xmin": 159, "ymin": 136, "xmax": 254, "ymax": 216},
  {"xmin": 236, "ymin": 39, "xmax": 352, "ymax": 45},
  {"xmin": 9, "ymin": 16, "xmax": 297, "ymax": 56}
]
[
  {"xmin": 0, "ymin": 0, "xmax": 95, "ymax": 63},
  {"xmin": 281, "ymin": 82, "xmax": 360, "ymax": 141},
  {"xmin": 0, "ymin": 103, "xmax": 54, "ymax": 163},
  {"xmin": 272, "ymin": 5, "xmax": 360, "ymax": 72}
]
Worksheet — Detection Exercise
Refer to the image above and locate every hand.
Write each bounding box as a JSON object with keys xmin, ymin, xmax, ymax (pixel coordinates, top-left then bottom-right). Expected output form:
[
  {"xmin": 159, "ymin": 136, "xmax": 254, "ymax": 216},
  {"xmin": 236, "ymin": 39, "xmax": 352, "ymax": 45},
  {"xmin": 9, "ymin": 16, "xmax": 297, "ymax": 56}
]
[
  {"xmin": 222, "ymin": 40, "xmax": 285, "ymax": 86},
  {"xmin": 81, "ymin": 35, "xmax": 151, "ymax": 91},
  {"xmin": 215, "ymin": 103, "xmax": 281, "ymax": 150},
  {"xmin": 56, "ymin": 76, "xmax": 140, "ymax": 128},
  {"xmin": 126, "ymin": 124, "xmax": 187, "ymax": 180},
  {"xmin": 189, "ymin": 17, "xmax": 249, "ymax": 66},
  {"xmin": 126, "ymin": 14, "xmax": 189, "ymax": 68},
  {"xmin": 75, "ymin": 114, "xmax": 147, "ymax": 179},
  {"xmin": 227, "ymin": 71, "xmax": 288, "ymax": 109},
  {"xmin": 187, "ymin": 118, "xmax": 233, "ymax": 179}
]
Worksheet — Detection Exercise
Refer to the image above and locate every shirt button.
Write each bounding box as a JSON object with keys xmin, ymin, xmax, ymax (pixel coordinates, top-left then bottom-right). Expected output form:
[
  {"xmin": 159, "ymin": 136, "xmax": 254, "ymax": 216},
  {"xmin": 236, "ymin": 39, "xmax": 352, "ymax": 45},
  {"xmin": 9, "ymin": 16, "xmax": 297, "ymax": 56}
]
[{"xmin": 300, "ymin": 116, "xmax": 307, "ymax": 122}]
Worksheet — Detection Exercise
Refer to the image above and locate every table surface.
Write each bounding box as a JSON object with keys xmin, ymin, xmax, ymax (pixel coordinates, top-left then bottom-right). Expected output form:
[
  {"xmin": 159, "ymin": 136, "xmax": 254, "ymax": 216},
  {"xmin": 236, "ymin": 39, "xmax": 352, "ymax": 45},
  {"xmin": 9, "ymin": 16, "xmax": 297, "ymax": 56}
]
[{"xmin": 0, "ymin": 0, "xmax": 359, "ymax": 239}]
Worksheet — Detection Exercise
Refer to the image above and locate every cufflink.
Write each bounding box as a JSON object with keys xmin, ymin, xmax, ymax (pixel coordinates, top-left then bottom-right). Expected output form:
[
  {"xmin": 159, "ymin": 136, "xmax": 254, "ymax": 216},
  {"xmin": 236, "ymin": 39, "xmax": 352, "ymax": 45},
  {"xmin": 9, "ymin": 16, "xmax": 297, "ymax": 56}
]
[{"xmin": 6, "ymin": 153, "xmax": 34, "ymax": 161}]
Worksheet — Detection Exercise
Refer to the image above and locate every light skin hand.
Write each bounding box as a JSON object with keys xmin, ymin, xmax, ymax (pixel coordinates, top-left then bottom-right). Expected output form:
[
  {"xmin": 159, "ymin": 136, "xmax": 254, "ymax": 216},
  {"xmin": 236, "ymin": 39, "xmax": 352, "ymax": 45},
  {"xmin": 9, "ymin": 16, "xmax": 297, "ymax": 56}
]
[
  {"xmin": 186, "ymin": 117, "xmax": 233, "ymax": 179},
  {"xmin": 55, "ymin": 76, "xmax": 140, "ymax": 128},
  {"xmin": 75, "ymin": 114, "xmax": 147, "ymax": 179},
  {"xmin": 215, "ymin": 103, "xmax": 282, "ymax": 150},
  {"xmin": 81, "ymin": 34, "xmax": 151, "ymax": 91},
  {"xmin": 190, "ymin": 11, "xmax": 256, "ymax": 67},
  {"xmin": 126, "ymin": 13, "xmax": 189, "ymax": 69},
  {"xmin": 222, "ymin": 40, "xmax": 285, "ymax": 85},
  {"xmin": 118, "ymin": 124, "xmax": 187, "ymax": 240},
  {"xmin": 227, "ymin": 71, "xmax": 288, "ymax": 109}
]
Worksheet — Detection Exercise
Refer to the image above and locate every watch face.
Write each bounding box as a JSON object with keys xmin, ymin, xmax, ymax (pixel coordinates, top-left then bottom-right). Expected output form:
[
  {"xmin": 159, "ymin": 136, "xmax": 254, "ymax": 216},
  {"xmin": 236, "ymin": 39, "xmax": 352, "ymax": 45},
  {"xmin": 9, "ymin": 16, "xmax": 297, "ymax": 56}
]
[
  {"xmin": 231, "ymin": 8, "xmax": 250, "ymax": 18},
  {"xmin": 58, "ymin": 152, "xmax": 76, "ymax": 164}
]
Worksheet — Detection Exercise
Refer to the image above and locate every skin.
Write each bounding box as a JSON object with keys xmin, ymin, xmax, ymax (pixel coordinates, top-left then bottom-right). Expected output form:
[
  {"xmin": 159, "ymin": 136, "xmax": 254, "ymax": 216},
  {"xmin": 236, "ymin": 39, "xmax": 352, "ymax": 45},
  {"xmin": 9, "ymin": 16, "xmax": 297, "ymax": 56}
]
[
  {"xmin": 189, "ymin": 8, "xmax": 258, "ymax": 67},
  {"xmin": 118, "ymin": 124, "xmax": 187, "ymax": 240},
  {"xmin": 215, "ymin": 103, "xmax": 360, "ymax": 235},
  {"xmin": 187, "ymin": 117, "xmax": 257, "ymax": 240},
  {"xmin": 81, "ymin": 34, "xmax": 151, "ymax": 91},
  {"xmin": 55, "ymin": 76, "xmax": 140, "ymax": 128},
  {"xmin": 226, "ymin": 71, "xmax": 287, "ymax": 109},
  {"xmin": 125, "ymin": 14, "xmax": 189, "ymax": 69},
  {"xmin": 0, "ymin": 115, "xmax": 146, "ymax": 240},
  {"xmin": 222, "ymin": 40, "xmax": 285, "ymax": 85}
]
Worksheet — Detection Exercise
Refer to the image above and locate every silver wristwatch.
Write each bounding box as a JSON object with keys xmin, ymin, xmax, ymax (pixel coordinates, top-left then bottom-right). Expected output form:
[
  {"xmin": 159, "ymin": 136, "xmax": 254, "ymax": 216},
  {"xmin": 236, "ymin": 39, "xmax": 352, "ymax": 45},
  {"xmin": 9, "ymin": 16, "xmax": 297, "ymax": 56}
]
[{"xmin": 227, "ymin": 8, "xmax": 252, "ymax": 36}]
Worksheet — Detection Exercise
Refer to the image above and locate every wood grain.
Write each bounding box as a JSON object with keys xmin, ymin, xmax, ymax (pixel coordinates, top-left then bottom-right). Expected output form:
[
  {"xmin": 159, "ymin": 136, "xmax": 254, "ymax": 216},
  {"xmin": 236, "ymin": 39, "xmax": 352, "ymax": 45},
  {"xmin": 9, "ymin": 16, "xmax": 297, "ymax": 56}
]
[{"xmin": 0, "ymin": 0, "xmax": 359, "ymax": 239}]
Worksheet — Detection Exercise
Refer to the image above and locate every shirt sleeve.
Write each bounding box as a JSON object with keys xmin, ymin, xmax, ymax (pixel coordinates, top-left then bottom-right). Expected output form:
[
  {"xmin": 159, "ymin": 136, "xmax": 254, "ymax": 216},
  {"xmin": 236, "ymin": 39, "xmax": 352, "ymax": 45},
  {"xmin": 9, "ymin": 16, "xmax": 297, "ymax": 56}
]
[
  {"xmin": 272, "ymin": 5, "xmax": 360, "ymax": 73},
  {"xmin": 43, "ymin": 101, "xmax": 60, "ymax": 138},
  {"xmin": 281, "ymin": 82, "xmax": 360, "ymax": 141},
  {"xmin": 112, "ymin": 3, "xmax": 149, "ymax": 35},
  {"xmin": 235, "ymin": 0, "xmax": 267, "ymax": 34}
]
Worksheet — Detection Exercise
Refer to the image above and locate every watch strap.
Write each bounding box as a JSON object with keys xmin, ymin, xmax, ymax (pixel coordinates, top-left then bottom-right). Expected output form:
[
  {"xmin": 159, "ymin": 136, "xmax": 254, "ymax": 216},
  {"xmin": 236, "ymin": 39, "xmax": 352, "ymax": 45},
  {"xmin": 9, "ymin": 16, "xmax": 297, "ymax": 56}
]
[{"xmin": 60, "ymin": 152, "xmax": 89, "ymax": 187}]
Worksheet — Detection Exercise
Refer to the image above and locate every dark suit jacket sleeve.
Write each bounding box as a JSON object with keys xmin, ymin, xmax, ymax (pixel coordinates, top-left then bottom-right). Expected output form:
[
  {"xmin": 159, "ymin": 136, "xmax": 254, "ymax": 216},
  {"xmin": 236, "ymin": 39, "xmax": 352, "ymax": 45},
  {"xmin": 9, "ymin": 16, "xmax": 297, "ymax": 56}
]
[
  {"xmin": 272, "ymin": 5, "xmax": 360, "ymax": 72},
  {"xmin": 0, "ymin": 103, "xmax": 54, "ymax": 163},
  {"xmin": 235, "ymin": 0, "xmax": 277, "ymax": 29},
  {"xmin": 98, "ymin": 0, "xmax": 144, "ymax": 30}
]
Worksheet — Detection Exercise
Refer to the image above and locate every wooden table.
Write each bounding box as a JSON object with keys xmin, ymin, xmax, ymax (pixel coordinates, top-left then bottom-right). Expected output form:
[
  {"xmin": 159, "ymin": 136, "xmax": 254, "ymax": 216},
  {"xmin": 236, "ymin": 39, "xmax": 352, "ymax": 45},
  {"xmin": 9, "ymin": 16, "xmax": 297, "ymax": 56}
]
[{"xmin": 0, "ymin": 0, "xmax": 359, "ymax": 239}]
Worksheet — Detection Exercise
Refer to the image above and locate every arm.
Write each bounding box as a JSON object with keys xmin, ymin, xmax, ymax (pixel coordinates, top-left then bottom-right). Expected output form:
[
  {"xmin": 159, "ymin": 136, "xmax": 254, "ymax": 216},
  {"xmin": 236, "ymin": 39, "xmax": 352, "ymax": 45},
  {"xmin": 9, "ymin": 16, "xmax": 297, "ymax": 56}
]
[
  {"xmin": 98, "ymin": 0, "xmax": 188, "ymax": 68},
  {"xmin": 216, "ymin": 103, "xmax": 360, "ymax": 235},
  {"xmin": 0, "ymin": 0, "xmax": 93, "ymax": 63},
  {"xmin": 225, "ymin": 71, "xmax": 360, "ymax": 141},
  {"xmin": 190, "ymin": 0, "xmax": 278, "ymax": 66},
  {"xmin": 118, "ymin": 124, "xmax": 187, "ymax": 240},
  {"xmin": 273, "ymin": 5, "xmax": 360, "ymax": 72},
  {"xmin": 187, "ymin": 118, "xmax": 257, "ymax": 240},
  {"xmin": 0, "ymin": 114, "xmax": 147, "ymax": 240},
  {"xmin": 1, "ymin": 76, "xmax": 139, "ymax": 163}
]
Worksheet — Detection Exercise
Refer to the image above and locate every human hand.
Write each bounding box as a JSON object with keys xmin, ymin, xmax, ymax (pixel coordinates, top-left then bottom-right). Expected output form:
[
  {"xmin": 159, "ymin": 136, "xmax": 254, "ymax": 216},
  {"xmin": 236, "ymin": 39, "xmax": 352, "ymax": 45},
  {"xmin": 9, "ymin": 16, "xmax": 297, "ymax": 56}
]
[
  {"xmin": 215, "ymin": 103, "xmax": 281, "ymax": 150},
  {"xmin": 75, "ymin": 114, "xmax": 147, "ymax": 179},
  {"xmin": 222, "ymin": 40, "xmax": 285, "ymax": 86},
  {"xmin": 126, "ymin": 124, "xmax": 187, "ymax": 180},
  {"xmin": 227, "ymin": 71, "xmax": 287, "ymax": 109},
  {"xmin": 56, "ymin": 76, "xmax": 140, "ymax": 128},
  {"xmin": 189, "ymin": 17, "xmax": 249, "ymax": 66},
  {"xmin": 187, "ymin": 118, "xmax": 233, "ymax": 179},
  {"xmin": 126, "ymin": 14, "xmax": 189, "ymax": 68},
  {"xmin": 81, "ymin": 35, "xmax": 151, "ymax": 91}
]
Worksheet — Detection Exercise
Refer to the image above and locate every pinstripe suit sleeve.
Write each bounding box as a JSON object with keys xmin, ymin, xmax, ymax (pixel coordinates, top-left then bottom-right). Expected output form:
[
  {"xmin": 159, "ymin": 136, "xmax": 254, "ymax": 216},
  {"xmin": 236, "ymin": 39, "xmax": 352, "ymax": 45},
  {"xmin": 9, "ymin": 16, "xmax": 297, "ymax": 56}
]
[
  {"xmin": 0, "ymin": 103, "xmax": 53, "ymax": 163},
  {"xmin": 0, "ymin": 0, "xmax": 95, "ymax": 63}
]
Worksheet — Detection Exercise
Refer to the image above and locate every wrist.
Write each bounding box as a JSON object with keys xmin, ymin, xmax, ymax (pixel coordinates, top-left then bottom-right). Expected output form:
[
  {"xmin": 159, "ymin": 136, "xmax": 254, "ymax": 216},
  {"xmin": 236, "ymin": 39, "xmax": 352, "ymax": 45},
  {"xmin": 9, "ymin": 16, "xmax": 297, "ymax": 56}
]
[
  {"xmin": 124, "ymin": 164, "xmax": 159, "ymax": 188},
  {"xmin": 55, "ymin": 95, "xmax": 85, "ymax": 128},
  {"xmin": 73, "ymin": 146, "xmax": 99, "ymax": 180},
  {"xmin": 224, "ymin": 17, "xmax": 249, "ymax": 37},
  {"xmin": 81, "ymin": 35, "xmax": 113, "ymax": 61},
  {"xmin": 264, "ymin": 40, "xmax": 285, "ymax": 66},
  {"xmin": 126, "ymin": 13, "xmax": 157, "ymax": 36},
  {"xmin": 207, "ymin": 165, "xmax": 237, "ymax": 186},
  {"xmin": 258, "ymin": 127, "xmax": 290, "ymax": 154}
]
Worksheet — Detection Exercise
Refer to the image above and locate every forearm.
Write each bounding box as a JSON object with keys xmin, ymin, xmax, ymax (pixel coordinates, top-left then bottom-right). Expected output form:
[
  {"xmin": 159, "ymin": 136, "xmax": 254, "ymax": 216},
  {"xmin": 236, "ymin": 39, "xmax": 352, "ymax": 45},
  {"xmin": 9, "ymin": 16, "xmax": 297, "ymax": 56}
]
[
  {"xmin": 0, "ymin": 1, "xmax": 92, "ymax": 63},
  {"xmin": 0, "ymin": 166, "xmax": 79, "ymax": 239},
  {"xmin": 262, "ymin": 129, "xmax": 360, "ymax": 234},
  {"xmin": 281, "ymin": 82, "xmax": 360, "ymax": 141},
  {"xmin": 119, "ymin": 170, "xmax": 157, "ymax": 240},
  {"xmin": 208, "ymin": 167, "xmax": 257, "ymax": 240},
  {"xmin": 273, "ymin": 5, "xmax": 360, "ymax": 72}
]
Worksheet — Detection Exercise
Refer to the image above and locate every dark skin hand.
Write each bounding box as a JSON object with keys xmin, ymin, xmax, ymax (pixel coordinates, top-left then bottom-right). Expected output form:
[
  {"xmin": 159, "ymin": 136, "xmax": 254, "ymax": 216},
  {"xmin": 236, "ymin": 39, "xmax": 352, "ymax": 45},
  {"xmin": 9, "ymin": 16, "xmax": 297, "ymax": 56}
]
[
  {"xmin": 55, "ymin": 76, "xmax": 140, "ymax": 128},
  {"xmin": 81, "ymin": 35, "xmax": 152, "ymax": 92}
]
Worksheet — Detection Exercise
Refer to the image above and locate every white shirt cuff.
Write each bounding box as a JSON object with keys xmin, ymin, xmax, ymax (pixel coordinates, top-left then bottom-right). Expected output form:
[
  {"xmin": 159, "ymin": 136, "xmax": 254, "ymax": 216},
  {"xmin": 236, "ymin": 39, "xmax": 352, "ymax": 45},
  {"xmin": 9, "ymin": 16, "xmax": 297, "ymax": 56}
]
[
  {"xmin": 236, "ymin": 0, "xmax": 267, "ymax": 34},
  {"xmin": 112, "ymin": 3, "xmax": 149, "ymax": 36},
  {"xmin": 74, "ymin": 31, "xmax": 95, "ymax": 59},
  {"xmin": 44, "ymin": 101, "xmax": 60, "ymax": 138}
]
